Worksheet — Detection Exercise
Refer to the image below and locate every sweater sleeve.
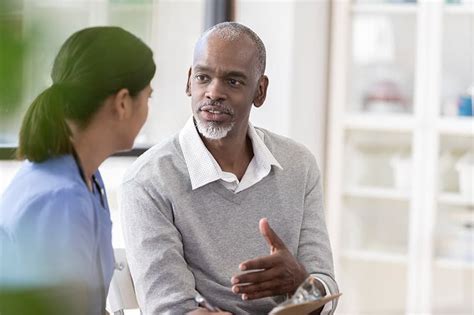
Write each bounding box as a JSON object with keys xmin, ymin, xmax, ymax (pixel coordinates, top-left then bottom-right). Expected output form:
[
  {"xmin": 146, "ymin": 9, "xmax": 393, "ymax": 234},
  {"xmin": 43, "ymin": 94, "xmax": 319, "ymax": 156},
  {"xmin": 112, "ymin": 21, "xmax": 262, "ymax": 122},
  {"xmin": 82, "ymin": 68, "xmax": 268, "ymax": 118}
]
[
  {"xmin": 120, "ymin": 178, "xmax": 198, "ymax": 315},
  {"xmin": 297, "ymin": 155, "xmax": 339, "ymax": 313}
]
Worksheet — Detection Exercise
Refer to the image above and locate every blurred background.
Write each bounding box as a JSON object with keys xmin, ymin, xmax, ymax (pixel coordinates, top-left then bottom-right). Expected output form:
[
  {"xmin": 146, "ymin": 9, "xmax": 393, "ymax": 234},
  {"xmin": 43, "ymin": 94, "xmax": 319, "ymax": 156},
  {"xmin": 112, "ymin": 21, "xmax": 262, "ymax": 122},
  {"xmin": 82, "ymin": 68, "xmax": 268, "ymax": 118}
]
[{"xmin": 0, "ymin": 0, "xmax": 472, "ymax": 314}]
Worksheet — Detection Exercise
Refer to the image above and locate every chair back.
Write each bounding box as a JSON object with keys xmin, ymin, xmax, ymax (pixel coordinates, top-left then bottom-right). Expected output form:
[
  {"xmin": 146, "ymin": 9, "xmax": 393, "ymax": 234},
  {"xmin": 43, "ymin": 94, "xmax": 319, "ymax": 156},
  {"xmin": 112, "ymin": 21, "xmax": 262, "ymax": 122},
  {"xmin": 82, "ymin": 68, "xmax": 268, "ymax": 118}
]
[{"xmin": 106, "ymin": 248, "xmax": 139, "ymax": 314}]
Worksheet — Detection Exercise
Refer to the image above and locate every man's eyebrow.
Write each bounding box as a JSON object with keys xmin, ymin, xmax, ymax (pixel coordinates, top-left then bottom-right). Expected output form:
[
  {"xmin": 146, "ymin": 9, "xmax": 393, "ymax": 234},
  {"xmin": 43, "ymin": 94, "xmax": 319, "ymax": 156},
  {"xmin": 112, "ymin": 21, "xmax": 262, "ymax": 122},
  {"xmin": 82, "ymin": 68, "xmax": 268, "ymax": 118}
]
[
  {"xmin": 193, "ymin": 65, "xmax": 248, "ymax": 80},
  {"xmin": 193, "ymin": 65, "xmax": 209, "ymax": 72},
  {"xmin": 226, "ymin": 71, "xmax": 248, "ymax": 80}
]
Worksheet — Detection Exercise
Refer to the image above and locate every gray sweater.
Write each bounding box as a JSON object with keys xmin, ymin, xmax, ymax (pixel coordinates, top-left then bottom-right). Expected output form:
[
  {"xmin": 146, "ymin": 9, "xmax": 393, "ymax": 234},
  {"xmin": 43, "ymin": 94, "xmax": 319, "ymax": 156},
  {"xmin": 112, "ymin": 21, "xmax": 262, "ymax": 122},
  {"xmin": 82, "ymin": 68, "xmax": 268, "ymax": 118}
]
[{"xmin": 121, "ymin": 128, "xmax": 338, "ymax": 315}]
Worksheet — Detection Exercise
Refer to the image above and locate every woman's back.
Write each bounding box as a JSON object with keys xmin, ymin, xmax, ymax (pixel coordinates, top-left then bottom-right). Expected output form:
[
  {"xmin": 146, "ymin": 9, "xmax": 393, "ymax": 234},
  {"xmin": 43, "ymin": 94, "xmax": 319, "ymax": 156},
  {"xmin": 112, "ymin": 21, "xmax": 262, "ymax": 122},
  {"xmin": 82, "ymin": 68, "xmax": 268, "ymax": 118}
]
[
  {"xmin": 0, "ymin": 155, "xmax": 114, "ymax": 314},
  {"xmin": 0, "ymin": 26, "xmax": 155, "ymax": 314}
]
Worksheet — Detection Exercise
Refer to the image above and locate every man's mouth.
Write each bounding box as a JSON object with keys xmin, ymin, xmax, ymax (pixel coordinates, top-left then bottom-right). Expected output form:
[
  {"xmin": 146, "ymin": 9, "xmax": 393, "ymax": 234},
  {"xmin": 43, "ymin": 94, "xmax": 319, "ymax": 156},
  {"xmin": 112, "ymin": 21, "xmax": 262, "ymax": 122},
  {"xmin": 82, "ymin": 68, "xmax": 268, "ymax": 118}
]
[
  {"xmin": 199, "ymin": 104, "xmax": 233, "ymax": 121},
  {"xmin": 206, "ymin": 109, "xmax": 226, "ymax": 114}
]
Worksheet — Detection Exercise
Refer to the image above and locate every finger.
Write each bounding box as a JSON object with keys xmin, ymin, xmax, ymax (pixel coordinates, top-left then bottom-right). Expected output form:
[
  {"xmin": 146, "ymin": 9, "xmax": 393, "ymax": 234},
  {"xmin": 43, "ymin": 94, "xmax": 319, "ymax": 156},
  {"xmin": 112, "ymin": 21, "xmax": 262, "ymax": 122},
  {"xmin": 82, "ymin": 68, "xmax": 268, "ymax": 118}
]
[
  {"xmin": 259, "ymin": 218, "xmax": 287, "ymax": 252},
  {"xmin": 232, "ymin": 279, "xmax": 279, "ymax": 295},
  {"xmin": 241, "ymin": 289, "xmax": 277, "ymax": 301},
  {"xmin": 232, "ymin": 265, "xmax": 281, "ymax": 285},
  {"xmin": 238, "ymin": 254, "xmax": 279, "ymax": 272}
]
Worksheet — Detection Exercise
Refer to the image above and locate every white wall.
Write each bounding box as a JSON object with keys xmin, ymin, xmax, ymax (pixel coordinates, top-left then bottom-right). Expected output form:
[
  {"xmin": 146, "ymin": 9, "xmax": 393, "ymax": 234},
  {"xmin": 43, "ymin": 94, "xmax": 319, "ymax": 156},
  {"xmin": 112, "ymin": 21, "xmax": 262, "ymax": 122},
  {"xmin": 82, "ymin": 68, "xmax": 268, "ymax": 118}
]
[
  {"xmin": 235, "ymin": 0, "xmax": 330, "ymax": 169},
  {"xmin": 141, "ymin": 0, "xmax": 205, "ymax": 143}
]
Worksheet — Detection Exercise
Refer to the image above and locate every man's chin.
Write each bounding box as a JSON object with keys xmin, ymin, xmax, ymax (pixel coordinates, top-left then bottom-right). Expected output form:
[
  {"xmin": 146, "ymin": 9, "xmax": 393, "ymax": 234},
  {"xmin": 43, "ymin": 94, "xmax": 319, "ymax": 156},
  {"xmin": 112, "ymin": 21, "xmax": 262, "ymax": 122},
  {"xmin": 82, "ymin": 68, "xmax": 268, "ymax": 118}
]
[{"xmin": 195, "ymin": 119, "xmax": 234, "ymax": 140}]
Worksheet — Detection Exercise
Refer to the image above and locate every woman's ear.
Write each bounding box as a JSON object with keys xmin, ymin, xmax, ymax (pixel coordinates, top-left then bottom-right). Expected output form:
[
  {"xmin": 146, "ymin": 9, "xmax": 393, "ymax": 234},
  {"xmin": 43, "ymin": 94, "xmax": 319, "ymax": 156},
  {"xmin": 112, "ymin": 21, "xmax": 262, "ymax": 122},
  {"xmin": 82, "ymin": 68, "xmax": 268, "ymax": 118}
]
[
  {"xmin": 185, "ymin": 67, "xmax": 192, "ymax": 96},
  {"xmin": 253, "ymin": 75, "xmax": 269, "ymax": 108},
  {"xmin": 114, "ymin": 88, "xmax": 132, "ymax": 120}
]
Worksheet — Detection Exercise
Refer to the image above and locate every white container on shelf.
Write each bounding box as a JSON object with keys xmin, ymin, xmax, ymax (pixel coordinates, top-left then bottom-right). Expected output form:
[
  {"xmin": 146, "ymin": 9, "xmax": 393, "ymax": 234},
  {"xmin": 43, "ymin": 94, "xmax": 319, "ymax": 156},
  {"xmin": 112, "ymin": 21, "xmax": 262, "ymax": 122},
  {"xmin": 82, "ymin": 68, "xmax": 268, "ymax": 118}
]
[
  {"xmin": 437, "ymin": 218, "xmax": 474, "ymax": 262},
  {"xmin": 390, "ymin": 154, "xmax": 412, "ymax": 191},
  {"xmin": 455, "ymin": 152, "xmax": 474, "ymax": 200}
]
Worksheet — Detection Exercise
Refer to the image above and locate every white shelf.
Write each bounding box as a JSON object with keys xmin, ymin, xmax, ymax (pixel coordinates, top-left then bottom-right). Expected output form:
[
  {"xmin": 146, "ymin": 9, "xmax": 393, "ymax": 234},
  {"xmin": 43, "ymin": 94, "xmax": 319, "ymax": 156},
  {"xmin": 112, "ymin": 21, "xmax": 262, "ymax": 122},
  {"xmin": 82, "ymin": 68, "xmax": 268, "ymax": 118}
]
[
  {"xmin": 345, "ymin": 186, "xmax": 410, "ymax": 201},
  {"xmin": 437, "ymin": 117, "xmax": 474, "ymax": 135},
  {"xmin": 435, "ymin": 257, "xmax": 474, "ymax": 270},
  {"xmin": 439, "ymin": 192, "xmax": 474, "ymax": 207},
  {"xmin": 352, "ymin": 3, "xmax": 418, "ymax": 14},
  {"xmin": 444, "ymin": 3, "xmax": 474, "ymax": 15},
  {"xmin": 342, "ymin": 249, "xmax": 408, "ymax": 264},
  {"xmin": 344, "ymin": 113, "xmax": 415, "ymax": 131}
]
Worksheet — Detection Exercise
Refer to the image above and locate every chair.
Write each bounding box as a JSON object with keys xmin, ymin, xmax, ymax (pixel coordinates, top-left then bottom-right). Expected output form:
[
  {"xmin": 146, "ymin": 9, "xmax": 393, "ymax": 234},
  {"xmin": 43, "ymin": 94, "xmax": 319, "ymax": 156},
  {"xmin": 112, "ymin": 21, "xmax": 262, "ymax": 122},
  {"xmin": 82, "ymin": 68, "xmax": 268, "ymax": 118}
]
[{"xmin": 106, "ymin": 248, "xmax": 139, "ymax": 315}]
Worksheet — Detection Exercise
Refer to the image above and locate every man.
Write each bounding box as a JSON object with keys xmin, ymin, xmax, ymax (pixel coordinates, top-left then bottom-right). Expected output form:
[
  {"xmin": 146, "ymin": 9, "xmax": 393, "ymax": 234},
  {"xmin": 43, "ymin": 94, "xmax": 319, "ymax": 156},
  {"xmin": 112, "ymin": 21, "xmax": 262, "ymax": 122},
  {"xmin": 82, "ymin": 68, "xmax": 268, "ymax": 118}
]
[{"xmin": 121, "ymin": 22, "xmax": 338, "ymax": 314}]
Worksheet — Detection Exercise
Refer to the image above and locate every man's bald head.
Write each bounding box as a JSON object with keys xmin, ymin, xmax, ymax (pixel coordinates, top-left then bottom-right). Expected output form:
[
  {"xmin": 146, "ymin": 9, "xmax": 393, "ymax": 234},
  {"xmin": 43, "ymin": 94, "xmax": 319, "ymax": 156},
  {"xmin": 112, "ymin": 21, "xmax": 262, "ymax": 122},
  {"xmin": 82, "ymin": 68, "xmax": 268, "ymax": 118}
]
[{"xmin": 193, "ymin": 22, "xmax": 266, "ymax": 76}]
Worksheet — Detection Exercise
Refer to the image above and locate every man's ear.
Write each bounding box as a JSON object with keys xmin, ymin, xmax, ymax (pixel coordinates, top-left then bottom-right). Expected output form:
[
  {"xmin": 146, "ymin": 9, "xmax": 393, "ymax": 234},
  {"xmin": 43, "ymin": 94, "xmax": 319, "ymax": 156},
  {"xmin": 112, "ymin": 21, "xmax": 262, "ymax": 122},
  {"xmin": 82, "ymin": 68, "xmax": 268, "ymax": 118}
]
[
  {"xmin": 114, "ymin": 88, "xmax": 131, "ymax": 120},
  {"xmin": 185, "ymin": 67, "xmax": 192, "ymax": 96},
  {"xmin": 253, "ymin": 75, "xmax": 269, "ymax": 108}
]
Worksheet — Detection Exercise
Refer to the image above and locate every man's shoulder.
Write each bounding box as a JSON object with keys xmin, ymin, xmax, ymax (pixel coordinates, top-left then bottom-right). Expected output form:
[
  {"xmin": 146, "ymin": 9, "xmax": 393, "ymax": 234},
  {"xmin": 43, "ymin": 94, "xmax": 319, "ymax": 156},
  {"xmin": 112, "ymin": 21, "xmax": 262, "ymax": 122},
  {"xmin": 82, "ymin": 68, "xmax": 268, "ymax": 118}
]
[
  {"xmin": 123, "ymin": 134, "xmax": 185, "ymax": 184},
  {"xmin": 256, "ymin": 127, "xmax": 316, "ymax": 164}
]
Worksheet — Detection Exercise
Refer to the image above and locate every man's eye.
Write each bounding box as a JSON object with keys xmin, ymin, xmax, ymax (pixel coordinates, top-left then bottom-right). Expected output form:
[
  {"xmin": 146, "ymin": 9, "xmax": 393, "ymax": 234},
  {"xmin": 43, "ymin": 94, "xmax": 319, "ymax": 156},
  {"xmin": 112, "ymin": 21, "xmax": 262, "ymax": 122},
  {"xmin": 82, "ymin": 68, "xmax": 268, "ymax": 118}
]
[
  {"xmin": 228, "ymin": 79, "xmax": 241, "ymax": 86},
  {"xmin": 195, "ymin": 74, "xmax": 209, "ymax": 82}
]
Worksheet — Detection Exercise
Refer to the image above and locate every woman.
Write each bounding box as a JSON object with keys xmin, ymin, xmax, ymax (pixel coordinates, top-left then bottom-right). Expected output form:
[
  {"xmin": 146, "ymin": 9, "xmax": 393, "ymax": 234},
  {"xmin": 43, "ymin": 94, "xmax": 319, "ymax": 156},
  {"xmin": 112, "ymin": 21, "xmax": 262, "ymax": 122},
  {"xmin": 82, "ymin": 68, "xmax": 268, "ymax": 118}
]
[{"xmin": 0, "ymin": 26, "xmax": 155, "ymax": 314}]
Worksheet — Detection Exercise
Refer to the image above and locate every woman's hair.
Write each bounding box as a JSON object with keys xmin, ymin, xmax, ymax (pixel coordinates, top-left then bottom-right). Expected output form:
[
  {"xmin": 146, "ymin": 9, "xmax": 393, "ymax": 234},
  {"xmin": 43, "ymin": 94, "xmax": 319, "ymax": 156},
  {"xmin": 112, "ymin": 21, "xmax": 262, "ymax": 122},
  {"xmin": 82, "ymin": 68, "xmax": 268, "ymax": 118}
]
[{"xmin": 17, "ymin": 26, "xmax": 156, "ymax": 162}]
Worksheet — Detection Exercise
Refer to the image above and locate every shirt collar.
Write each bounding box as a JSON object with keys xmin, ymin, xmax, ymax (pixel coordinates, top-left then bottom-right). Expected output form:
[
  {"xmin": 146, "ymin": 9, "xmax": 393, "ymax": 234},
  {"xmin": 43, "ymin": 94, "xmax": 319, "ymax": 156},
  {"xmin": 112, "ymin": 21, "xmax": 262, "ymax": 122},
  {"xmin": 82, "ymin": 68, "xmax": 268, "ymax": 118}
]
[{"xmin": 179, "ymin": 116, "xmax": 282, "ymax": 190}]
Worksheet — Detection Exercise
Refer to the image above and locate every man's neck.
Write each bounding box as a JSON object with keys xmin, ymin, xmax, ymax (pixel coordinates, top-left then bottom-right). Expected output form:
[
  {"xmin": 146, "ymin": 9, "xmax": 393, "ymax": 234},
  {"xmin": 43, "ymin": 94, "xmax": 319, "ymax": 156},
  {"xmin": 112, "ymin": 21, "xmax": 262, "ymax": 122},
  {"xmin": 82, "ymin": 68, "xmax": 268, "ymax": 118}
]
[{"xmin": 201, "ymin": 130, "xmax": 254, "ymax": 181}]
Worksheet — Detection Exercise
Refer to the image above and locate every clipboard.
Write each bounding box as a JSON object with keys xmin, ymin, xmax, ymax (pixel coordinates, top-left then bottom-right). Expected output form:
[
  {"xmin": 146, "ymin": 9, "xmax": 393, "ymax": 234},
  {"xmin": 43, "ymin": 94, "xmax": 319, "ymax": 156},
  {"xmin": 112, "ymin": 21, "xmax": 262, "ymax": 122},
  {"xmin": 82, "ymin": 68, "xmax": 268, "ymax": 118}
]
[{"xmin": 269, "ymin": 293, "xmax": 342, "ymax": 315}]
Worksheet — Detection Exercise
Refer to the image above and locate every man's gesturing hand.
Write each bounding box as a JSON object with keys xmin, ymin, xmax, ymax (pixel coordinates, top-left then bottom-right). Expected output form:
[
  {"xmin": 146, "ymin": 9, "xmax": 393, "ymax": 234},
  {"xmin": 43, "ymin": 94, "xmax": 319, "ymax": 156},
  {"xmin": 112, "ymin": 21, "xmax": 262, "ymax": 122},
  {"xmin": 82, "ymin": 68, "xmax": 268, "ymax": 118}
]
[{"xmin": 231, "ymin": 218, "xmax": 309, "ymax": 300}]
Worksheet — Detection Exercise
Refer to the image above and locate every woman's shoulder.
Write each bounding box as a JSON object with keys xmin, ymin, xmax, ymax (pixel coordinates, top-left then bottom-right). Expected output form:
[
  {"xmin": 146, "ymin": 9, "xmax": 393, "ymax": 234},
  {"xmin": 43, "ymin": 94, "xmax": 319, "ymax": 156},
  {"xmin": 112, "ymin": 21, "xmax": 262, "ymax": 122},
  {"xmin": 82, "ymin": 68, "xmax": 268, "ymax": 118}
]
[
  {"xmin": 0, "ymin": 156, "xmax": 93, "ymax": 231},
  {"xmin": 1, "ymin": 183, "xmax": 95, "ymax": 239},
  {"xmin": 17, "ymin": 155, "xmax": 85, "ymax": 188}
]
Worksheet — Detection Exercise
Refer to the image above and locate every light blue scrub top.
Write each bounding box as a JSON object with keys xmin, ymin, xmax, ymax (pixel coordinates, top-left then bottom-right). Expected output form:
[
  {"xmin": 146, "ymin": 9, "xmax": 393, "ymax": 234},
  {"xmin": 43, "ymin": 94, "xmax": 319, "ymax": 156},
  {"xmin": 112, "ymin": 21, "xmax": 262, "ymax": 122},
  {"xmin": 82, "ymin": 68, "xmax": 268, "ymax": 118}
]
[{"xmin": 0, "ymin": 155, "xmax": 114, "ymax": 314}]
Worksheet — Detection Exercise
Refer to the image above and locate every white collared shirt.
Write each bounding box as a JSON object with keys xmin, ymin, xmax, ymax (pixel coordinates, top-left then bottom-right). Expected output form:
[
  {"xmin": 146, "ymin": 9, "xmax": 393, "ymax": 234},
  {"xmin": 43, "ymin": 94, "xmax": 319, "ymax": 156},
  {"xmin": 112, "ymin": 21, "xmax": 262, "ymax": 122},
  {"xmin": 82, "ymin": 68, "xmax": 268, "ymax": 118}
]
[
  {"xmin": 178, "ymin": 117, "xmax": 333, "ymax": 314},
  {"xmin": 179, "ymin": 117, "xmax": 282, "ymax": 193}
]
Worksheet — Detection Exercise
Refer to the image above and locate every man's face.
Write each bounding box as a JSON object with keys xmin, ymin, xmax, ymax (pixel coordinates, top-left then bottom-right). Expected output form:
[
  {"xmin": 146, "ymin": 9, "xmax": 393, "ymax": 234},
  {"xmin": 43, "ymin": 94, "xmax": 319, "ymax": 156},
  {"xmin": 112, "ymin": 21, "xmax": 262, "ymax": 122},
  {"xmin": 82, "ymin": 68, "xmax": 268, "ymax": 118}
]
[{"xmin": 186, "ymin": 34, "xmax": 268, "ymax": 140}]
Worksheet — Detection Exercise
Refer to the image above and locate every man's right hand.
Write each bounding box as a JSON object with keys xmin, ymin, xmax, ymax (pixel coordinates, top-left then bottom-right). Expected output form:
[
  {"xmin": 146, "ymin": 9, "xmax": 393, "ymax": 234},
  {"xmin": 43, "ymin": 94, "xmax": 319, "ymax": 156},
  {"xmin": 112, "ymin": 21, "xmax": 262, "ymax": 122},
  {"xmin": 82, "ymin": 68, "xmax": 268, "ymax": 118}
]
[
  {"xmin": 187, "ymin": 307, "xmax": 232, "ymax": 315},
  {"xmin": 231, "ymin": 218, "xmax": 309, "ymax": 300}
]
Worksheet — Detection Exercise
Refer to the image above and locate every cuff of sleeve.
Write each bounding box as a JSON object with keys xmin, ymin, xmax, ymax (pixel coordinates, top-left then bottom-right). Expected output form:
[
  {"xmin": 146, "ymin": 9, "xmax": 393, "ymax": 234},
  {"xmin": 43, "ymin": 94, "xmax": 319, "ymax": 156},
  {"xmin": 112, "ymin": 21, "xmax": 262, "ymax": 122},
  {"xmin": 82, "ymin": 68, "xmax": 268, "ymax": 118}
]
[{"xmin": 312, "ymin": 275, "xmax": 333, "ymax": 315}]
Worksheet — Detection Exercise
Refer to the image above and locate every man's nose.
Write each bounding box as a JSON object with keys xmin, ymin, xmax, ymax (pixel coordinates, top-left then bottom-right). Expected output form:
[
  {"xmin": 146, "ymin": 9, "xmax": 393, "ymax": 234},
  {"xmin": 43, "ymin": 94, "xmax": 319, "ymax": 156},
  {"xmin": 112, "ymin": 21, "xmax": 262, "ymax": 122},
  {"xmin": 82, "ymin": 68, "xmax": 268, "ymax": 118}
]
[{"xmin": 205, "ymin": 79, "xmax": 227, "ymax": 101}]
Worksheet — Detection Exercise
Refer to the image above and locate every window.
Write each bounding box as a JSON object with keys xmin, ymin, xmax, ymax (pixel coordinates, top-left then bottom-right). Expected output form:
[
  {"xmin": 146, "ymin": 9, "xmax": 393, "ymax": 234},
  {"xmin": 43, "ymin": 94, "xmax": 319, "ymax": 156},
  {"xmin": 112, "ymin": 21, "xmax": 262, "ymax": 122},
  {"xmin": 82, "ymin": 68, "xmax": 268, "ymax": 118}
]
[
  {"xmin": 0, "ymin": 0, "xmax": 206, "ymax": 249},
  {"xmin": 0, "ymin": 0, "xmax": 205, "ymax": 149}
]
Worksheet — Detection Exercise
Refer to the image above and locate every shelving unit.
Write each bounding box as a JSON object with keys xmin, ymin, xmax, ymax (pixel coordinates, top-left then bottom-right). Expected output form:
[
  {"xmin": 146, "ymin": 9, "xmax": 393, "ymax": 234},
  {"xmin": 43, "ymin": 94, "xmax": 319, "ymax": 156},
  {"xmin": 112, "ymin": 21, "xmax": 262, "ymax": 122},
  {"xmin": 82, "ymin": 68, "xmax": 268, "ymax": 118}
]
[
  {"xmin": 326, "ymin": 0, "xmax": 473, "ymax": 314},
  {"xmin": 437, "ymin": 116, "xmax": 474, "ymax": 135},
  {"xmin": 345, "ymin": 186, "xmax": 410, "ymax": 201},
  {"xmin": 436, "ymin": 257, "xmax": 474, "ymax": 270},
  {"xmin": 341, "ymin": 249, "xmax": 408, "ymax": 264},
  {"xmin": 344, "ymin": 113, "xmax": 415, "ymax": 131},
  {"xmin": 438, "ymin": 192, "xmax": 474, "ymax": 207},
  {"xmin": 352, "ymin": 3, "xmax": 418, "ymax": 14},
  {"xmin": 444, "ymin": 2, "xmax": 474, "ymax": 14}
]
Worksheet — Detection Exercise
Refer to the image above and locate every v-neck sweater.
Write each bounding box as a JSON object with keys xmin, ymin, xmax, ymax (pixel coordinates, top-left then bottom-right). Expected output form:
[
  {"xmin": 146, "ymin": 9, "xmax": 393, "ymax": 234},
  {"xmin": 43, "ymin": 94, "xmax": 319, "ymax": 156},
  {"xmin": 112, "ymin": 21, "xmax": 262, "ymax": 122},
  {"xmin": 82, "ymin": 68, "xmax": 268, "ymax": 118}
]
[{"xmin": 121, "ymin": 128, "xmax": 338, "ymax": 315}]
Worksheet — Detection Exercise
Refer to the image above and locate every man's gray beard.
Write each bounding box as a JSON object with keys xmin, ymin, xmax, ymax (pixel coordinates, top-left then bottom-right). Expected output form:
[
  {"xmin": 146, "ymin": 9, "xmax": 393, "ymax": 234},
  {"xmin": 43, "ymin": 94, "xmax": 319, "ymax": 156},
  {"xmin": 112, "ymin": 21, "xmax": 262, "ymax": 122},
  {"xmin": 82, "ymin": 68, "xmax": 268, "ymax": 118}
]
[{"xmin": 195, "ymin": 119, "xmax": 234, "ymax": 140}]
